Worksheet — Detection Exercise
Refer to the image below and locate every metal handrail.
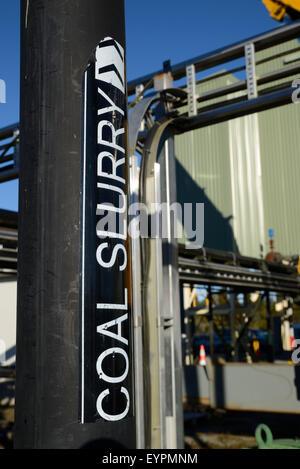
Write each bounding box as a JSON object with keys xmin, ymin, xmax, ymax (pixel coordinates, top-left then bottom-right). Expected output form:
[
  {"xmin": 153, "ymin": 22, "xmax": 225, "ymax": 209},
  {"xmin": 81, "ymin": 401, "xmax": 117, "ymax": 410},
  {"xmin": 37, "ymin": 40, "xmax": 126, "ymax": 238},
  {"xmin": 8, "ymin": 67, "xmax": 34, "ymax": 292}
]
[{"xmin": 128, "ymin": 21, "xmax": 300, "ymax": 94}]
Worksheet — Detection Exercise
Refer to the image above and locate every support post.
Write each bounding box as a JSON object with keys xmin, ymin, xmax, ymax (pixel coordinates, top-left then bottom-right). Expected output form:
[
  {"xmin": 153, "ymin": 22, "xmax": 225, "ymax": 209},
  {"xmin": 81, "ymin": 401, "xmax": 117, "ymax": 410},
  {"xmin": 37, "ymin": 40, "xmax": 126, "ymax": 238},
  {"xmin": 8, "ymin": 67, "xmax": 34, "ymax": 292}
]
[
  {"xmin": 158, "ymin": 132, "xmax": 184, "ymax": 449},
  {"xmin": 266, "ymin": 292, "xmax": 274, "ymax": 362},
  {"xmin": 208, "ymin": 287, "xmax": 214, "ymax": 362},
  {"xmin": 229, "ymin": 292, "xmax": 237, "ymax": 361}
]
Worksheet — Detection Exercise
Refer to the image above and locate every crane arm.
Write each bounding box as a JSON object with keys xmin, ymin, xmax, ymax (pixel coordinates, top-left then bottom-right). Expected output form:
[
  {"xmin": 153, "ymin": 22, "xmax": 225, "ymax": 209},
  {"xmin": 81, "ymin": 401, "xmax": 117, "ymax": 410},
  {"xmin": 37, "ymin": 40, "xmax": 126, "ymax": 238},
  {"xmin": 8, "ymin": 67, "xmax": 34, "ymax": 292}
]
[{"xmin": 262, "ymin": 0, "xmax": 300, "ymax": 21}]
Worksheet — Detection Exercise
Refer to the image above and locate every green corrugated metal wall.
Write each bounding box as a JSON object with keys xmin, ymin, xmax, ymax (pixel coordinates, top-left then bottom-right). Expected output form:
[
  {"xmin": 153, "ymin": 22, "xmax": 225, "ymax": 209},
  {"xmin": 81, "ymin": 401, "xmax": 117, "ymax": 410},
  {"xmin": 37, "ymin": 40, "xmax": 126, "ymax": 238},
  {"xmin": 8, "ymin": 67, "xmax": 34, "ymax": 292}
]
[{"xmin": 175, "ymin": 39, "xmax": 300, "ymax": 258}]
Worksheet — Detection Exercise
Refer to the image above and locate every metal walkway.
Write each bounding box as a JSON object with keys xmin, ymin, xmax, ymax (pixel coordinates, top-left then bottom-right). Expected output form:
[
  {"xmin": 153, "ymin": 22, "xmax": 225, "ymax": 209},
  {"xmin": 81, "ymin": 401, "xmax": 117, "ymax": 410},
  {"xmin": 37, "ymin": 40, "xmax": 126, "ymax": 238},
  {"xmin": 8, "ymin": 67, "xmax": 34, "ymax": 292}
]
[
  {"xmin": 0, "ymin": 210, "xmax": 17, "ymax": 277},
  {"xmin": 178, "ymin": 245, "xmax": 300, "ymax": 295}
]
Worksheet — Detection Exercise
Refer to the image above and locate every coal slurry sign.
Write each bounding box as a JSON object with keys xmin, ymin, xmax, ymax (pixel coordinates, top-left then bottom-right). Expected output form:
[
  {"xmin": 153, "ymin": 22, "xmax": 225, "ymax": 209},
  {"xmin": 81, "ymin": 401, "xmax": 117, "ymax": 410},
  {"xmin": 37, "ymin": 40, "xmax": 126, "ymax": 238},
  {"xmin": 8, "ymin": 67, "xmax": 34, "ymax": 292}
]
[{"xmin": 80, "ymin": 37, "xmax": 133, "ymax": 424}]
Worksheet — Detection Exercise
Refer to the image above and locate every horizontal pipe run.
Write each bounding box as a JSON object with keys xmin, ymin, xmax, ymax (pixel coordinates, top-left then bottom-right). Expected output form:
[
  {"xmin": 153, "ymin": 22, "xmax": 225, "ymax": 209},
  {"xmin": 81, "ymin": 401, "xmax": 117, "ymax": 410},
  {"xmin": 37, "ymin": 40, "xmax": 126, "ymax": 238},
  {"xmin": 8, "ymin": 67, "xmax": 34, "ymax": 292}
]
[{"xmin": 173, "ymin": 86, "xmax": 293, "ymax": 133}]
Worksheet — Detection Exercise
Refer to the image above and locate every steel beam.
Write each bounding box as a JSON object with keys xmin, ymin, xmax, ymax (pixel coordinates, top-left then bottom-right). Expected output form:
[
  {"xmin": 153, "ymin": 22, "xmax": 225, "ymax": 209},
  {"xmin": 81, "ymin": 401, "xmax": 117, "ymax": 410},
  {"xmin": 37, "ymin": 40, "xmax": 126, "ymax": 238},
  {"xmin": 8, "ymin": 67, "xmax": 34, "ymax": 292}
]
[
  {"xmin": 139, "ymin": 116, "xmax": 184, "ymax": 449},
  {"xmin": 173, "ymin": 86, "xmax": 294, "ymax": 133},
  {"xmin": 157, "ymin": 130, "xmax": 184, "ymax": 449},
  {"xmin": 0, "ymin": 123, "xmax": 19, "ymax": 141}
]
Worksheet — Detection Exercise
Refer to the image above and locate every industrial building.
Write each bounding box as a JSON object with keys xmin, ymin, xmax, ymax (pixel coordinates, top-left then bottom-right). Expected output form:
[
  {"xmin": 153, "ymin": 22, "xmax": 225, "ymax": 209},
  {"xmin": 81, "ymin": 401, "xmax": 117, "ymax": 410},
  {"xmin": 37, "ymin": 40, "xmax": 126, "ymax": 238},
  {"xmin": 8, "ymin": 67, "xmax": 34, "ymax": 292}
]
[{"xmin": 176, "ymin": 38, "xmax": 300, "ymax": 257}]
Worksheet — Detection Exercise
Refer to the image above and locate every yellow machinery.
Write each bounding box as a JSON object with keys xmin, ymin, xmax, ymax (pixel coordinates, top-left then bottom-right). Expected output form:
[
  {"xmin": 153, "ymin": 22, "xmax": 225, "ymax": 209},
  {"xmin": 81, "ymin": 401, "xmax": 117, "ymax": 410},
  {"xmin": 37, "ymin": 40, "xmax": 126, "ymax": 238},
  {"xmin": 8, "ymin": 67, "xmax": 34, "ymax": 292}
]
[{"xmin": 262, "ymin": 0, "xmax": 300, "ymax": 21}]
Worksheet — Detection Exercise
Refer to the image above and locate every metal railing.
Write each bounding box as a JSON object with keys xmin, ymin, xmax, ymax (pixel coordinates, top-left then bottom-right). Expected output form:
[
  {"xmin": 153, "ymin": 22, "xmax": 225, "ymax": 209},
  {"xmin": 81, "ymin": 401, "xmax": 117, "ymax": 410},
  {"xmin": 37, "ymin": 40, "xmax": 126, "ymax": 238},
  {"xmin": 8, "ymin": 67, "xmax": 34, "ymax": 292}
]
[{"xmin": 0, "ymin": 123, "xmax": 19, "ymax": 183}]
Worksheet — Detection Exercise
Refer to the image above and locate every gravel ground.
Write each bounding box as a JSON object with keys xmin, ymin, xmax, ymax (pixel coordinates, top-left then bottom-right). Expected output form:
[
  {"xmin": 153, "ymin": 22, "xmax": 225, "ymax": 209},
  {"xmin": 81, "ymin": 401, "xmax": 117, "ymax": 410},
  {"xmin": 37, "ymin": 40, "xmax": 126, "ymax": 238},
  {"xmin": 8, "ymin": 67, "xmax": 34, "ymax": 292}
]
[{"xmin": 184, "ymin": 406, "xmax": 300, "ymax": 449}]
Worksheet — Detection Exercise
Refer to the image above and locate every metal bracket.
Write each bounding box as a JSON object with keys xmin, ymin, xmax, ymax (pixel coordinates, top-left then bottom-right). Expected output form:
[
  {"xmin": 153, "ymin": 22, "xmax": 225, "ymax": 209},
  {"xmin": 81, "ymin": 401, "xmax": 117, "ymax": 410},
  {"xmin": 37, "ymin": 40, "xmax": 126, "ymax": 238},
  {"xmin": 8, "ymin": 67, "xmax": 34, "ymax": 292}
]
[
  {"xmin": 186, "ymin": 64, "xmax": 197, "ymax": 116},
  {"xmin": 245, "ymin": 42, "xmax": 257, "ymax": 100}
]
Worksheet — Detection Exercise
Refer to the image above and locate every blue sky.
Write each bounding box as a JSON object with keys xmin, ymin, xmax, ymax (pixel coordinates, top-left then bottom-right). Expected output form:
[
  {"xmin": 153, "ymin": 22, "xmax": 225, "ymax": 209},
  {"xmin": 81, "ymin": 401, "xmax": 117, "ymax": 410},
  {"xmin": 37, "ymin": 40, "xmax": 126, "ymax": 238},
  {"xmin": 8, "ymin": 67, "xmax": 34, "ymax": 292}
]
[{"xmin": 0, "ymin": 0, "xmax": 279, "ymax": 212}]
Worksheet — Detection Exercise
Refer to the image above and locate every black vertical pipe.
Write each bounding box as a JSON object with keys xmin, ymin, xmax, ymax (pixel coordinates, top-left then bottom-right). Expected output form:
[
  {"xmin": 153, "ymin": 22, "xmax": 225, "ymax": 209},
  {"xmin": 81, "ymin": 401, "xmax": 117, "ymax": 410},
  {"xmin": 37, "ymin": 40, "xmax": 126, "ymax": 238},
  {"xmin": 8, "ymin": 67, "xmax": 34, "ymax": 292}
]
[{"xmin": 15, "ymin": 0, "xmax": 135, "ymax": 448}]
